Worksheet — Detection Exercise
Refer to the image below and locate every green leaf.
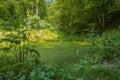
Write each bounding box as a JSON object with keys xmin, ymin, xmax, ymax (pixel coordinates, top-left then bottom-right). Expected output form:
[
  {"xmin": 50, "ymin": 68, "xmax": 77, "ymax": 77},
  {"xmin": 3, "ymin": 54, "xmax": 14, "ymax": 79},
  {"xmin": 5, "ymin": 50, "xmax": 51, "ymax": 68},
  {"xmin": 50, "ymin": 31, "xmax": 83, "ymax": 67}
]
[{"xmin": 39, "ymin": 71, "xmax": 45, "ymax": 78}]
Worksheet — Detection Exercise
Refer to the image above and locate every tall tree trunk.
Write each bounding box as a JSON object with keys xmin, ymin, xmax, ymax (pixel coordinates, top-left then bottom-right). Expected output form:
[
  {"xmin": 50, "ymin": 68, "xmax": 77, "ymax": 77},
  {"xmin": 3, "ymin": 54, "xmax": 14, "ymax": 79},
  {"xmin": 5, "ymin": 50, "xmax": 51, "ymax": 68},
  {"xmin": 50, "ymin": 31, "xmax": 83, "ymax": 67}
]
[
  {"xmin": 36, "ymin": 0, "xmax": 39, "ymax": 15},
  {"xmin": 97, "ymin": 7, "xmax": 102, "ymax": 28},
  {"xmin": 97, "ymin": 7, "xmax": 105, "ymax": 29},
  {"xmin": 33, "ymin": 0, "xmax": 39, "ymax": 15},
  {"xmin": 101, "ymin": 12, "xmax": 105, "ymax": 29},
  {"xmin": 21, "ymin": 0, "xmax": 27, "ymax": 17}
]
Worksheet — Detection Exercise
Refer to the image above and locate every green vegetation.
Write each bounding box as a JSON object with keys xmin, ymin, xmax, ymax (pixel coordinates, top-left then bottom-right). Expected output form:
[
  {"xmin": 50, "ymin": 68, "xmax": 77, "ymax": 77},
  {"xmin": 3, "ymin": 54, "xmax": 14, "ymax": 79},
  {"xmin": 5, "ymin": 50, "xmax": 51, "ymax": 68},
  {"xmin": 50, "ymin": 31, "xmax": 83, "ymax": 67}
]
[{"xmin": 0, "ymin": 0, "xmax": 120, "ymax": 80}]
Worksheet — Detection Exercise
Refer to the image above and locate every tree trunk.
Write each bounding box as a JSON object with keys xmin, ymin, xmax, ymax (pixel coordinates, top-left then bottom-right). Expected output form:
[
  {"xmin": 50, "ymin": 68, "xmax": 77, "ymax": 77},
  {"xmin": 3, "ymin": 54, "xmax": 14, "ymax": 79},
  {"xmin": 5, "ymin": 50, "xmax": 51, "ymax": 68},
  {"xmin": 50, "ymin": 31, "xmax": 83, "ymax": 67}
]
[
  {"xmin": 101, "ymin": 12, "xmax": 105, "ymax": 29},
  {"xmin": 97, "ymin": 7, "xmax": 102, "ymax": 28},
  {"xmin": 33, "ymin": 0, "xmax": 39, "ymax": 15},
  {"xmin": 36, "ymin": 0, "xmax": 39, "ymax": 15},
  {"xmin": 97, "ymin": 7, "xmax": 105, "ymax": 29},
  {"xmin": 21, "ymin": 0, "xmax": 27, "ymax": 17}
]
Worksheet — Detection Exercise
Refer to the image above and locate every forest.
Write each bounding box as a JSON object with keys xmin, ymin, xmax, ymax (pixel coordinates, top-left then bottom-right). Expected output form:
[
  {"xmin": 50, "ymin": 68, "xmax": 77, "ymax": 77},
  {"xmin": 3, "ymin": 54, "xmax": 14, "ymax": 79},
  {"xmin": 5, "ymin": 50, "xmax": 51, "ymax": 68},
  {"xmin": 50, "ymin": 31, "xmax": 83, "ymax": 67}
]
[{"xmin": 0, "ymin": 0, "xmax": 120, "ymax": 80}]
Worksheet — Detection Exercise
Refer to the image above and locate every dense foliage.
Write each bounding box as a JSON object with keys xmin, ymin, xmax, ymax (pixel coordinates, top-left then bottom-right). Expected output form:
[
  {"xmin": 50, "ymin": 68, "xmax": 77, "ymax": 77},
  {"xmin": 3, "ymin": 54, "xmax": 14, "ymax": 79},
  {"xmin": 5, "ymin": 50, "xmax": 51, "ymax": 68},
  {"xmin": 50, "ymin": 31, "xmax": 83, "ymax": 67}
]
[
  {"xmin": 47, "ymin": 0, "xmax": 120, "ymax": 34},
  {"xmin": 0, "ymin": 59, "xmax": 120, "ymax": 80}
]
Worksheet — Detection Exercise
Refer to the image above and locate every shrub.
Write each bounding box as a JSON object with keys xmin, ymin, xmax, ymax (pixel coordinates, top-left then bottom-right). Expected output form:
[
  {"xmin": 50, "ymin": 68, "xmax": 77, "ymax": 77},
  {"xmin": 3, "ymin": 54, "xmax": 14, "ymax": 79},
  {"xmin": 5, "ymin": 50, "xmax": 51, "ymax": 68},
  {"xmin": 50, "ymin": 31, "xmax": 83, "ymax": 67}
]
[
  {"xmin": 102, "ymin": 29, "xmax": 120, "ymax": 61},
  {"xmin": 0, "ymin": 58, "xmax": 120, "ymax": 80}
]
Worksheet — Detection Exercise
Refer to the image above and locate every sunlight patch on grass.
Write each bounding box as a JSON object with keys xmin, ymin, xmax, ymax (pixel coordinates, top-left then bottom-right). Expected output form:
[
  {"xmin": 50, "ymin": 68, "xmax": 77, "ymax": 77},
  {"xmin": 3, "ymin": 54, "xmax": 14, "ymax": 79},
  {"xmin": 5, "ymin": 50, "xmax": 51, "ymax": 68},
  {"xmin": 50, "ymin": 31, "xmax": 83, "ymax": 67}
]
[
  {"xmin": 38, "ymin": 41, "xmax": 90, "ymax": 48},
  {"xmin": 40, "ymin": 43, "xmax": 54, "ymax": 48},
  {"xmin": 74, "ymin": 41, "xmax": 90, "ymax": 46}
]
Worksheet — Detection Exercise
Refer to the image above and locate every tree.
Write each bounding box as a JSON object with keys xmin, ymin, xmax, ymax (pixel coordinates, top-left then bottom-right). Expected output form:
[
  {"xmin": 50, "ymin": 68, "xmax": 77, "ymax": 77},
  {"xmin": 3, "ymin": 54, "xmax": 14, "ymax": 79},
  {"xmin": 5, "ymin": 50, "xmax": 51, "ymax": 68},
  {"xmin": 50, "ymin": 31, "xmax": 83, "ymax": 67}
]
[
  {"xmin": 0, "ymin": 0, "xmax": 47, "ymax": 30},
  {"xmin": 47, "ymin": 0, "xmax": 119, "ymax": 34}
]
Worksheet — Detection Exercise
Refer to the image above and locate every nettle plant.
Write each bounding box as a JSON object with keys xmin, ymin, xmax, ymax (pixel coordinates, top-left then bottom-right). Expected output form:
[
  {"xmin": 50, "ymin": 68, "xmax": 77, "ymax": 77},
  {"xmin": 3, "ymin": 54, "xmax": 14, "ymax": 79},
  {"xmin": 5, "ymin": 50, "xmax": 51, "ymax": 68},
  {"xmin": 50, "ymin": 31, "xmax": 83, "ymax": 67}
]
[
  {"xmin": 0, "ymin": 16, "xmax": 40, "ymax": 64},
  {"xmin": 0, "ymin": 30, "xmax": 40, "ymax": 63}
]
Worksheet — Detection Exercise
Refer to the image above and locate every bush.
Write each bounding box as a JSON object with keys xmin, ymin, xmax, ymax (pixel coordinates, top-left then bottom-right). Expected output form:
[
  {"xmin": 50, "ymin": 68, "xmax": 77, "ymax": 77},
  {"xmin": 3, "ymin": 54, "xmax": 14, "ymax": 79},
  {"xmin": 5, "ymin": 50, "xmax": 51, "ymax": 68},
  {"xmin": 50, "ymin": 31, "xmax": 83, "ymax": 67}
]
[
  {"xmin": 102, "ymin": 29, "xmax": 120, "ymax": 60},
  {"xmin": 1, "ymin": 57, "xmax": 120, "ymax": 80}
]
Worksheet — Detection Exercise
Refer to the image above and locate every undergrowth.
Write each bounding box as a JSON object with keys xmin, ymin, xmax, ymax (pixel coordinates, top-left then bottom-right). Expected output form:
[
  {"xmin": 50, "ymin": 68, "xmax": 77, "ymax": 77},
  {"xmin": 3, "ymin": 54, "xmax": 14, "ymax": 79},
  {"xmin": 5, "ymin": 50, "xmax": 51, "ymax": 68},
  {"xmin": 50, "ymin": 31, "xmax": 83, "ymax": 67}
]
[
  {"xmin": 0, "ymin": 58, "xmax": 120, "ymax": 80},
  {"xmin": 0, "ymin": 29, "xmax": 120, "ymax": 80}
]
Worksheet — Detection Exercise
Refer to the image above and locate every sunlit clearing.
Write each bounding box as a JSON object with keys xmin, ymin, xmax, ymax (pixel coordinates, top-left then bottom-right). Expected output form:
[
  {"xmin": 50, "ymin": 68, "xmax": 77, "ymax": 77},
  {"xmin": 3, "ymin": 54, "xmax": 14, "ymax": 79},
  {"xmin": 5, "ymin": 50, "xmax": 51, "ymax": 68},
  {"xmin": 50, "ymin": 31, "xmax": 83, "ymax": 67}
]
[{"xmin": 29, "ymin": 29, "xmax": 59, "ymax": 43}]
